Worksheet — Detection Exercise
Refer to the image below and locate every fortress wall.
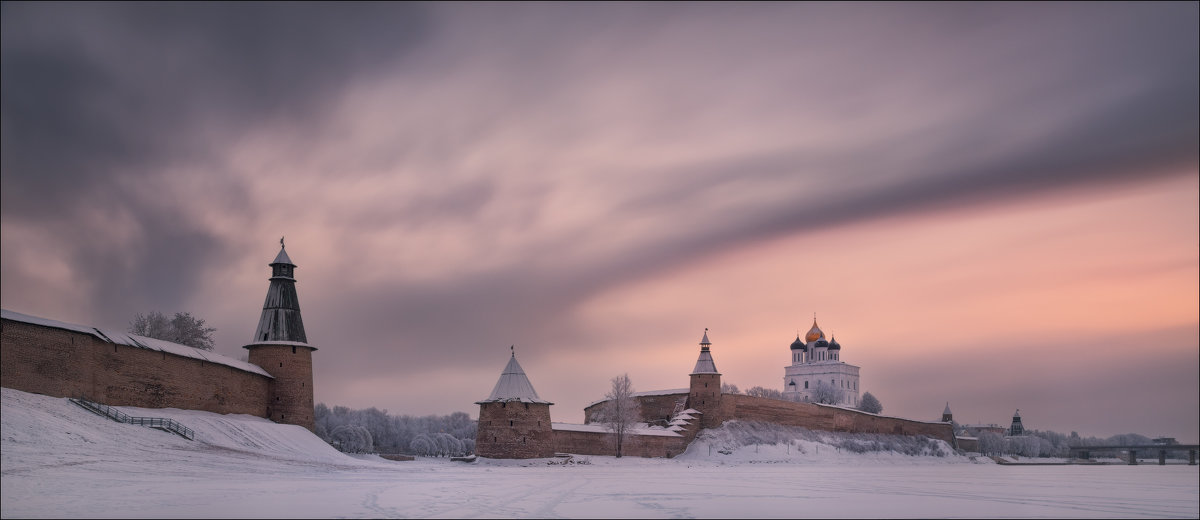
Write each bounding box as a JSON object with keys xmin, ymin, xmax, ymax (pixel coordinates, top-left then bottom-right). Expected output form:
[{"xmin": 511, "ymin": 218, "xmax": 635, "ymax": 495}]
[
  {"xmin": 583, "ymin": 392, "xmax": 688, "ymax": 426},
  {"xmin": 724, "ymin": 394, "xmax": 956, "ymax": 445},
  {"xmin": 1, "ymin": 319, "xmax": 271, "ymax": 416},
  {"xmin": 553, "ymin": 429, "xmax": 689, "ymax": 458}
]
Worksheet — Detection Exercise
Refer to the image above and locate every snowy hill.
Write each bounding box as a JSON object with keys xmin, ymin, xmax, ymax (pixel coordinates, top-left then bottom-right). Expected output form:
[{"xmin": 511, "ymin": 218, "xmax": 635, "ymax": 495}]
[{"xmin": 4, "ymin": 387, "xmax": 1196, "ymax": 519}]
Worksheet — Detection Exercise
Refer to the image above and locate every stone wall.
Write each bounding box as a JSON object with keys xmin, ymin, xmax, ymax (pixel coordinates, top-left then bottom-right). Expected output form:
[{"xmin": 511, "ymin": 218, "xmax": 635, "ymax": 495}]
[
  {"xmin": 475, "ymin": 401, "xmax": 555, "ymax": 458},
  {"xmin": 553, "ymin": 429, "xmax": 689, "ymax": 458},
  {"xmin": 1, "ymin": 319, "xmax": 271, "ymax": 416},
  {"xmin": 722, "ymin": 394, "xmax": 956, "ymax": 446},
  {"xmin": 584, "ymin": 392, "xmax": 687, "ymax": 426}
]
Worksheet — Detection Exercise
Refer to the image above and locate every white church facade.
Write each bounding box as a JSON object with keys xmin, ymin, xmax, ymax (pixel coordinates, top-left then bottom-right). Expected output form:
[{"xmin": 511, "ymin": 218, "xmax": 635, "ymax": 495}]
[{"xmin": 781, "ymin": 319, "xmax": 861, "ymax": 407}]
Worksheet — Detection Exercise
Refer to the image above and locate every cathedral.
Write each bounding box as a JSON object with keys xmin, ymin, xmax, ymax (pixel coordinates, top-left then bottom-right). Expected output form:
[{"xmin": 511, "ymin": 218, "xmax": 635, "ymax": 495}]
[{"xmin": 781, "ymin": 318, "xmax": 861, "ymax": 407}]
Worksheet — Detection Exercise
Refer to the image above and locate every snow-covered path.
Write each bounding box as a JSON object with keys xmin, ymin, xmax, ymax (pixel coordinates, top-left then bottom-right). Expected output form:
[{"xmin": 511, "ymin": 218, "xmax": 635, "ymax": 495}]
[{"xmin": 3, "ymin": 388, "xmax": 1197, "ymax": 518}]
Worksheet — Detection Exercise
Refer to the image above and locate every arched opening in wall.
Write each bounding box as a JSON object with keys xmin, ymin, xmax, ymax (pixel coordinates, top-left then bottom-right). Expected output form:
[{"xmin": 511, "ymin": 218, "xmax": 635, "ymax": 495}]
[
  {"xmin": 509, "ymin": 420, "xmax": 513, "ymax": 426},
  {"xmin": 292, "ymin": 346, "xmax": 297, "ymax": 354},
  {"xmin": 524, "ymin": 403, "xmax": 528, "ymax": 409}
]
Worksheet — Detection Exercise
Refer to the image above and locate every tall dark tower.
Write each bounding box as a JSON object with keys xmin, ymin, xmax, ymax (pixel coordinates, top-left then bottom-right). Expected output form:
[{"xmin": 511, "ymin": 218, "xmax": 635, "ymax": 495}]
[
  {"xmin": 244, "ymin": 239, "xmax": 317, "ymax": 431},
  {"xmin": 1008, "ymin": 409, "xmax": 1024, "ymax": 436},
  {"xmin": 942, "ymin": 402, "xmax": 954, "ymax": 423}
]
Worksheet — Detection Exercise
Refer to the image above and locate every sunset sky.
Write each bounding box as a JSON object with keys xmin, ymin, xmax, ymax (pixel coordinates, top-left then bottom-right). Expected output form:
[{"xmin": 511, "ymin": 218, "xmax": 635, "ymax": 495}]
[{"xmin": 2, "ymin": 2, "xmax": 1196, "ymax": 440}]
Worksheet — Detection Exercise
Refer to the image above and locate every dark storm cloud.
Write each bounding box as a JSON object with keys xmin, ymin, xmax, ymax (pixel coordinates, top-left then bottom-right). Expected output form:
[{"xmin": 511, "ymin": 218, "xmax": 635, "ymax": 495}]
[{"xmin": 1, "ymin": 2, "xmax": 432, "ymax": 320}]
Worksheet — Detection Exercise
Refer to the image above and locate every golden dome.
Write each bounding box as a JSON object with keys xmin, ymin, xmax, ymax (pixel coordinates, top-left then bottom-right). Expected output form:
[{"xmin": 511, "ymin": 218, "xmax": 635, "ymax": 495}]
[{"xmin": 804, "ymin": 320, "xmax": 825, "ymax": 343}]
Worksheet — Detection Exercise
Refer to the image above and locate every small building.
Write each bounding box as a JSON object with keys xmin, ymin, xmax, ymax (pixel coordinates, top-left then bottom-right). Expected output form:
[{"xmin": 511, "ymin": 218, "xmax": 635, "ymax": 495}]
[{"xmin": 1008, "ymin": 409, "xmax": 1025, "ymax": 436}]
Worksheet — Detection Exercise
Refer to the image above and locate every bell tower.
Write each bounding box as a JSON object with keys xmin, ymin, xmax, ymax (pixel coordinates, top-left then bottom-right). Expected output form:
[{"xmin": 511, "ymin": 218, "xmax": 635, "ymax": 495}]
[{"xmin": 244, "ymin": 238, "xmax": 317, "ymax": 431}]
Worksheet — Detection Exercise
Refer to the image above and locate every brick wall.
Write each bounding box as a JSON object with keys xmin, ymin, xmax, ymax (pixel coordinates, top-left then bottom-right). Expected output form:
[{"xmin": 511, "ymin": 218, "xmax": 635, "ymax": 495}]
[
  {"xmin": 584, "ymin": 392, "xmax": 687, "ymax": 426},
  {"xmin": 246, "ymin": 343, "xmax": 316, "ymax": 431},
  {"xmin": 723, "ymin": 394, "xmax": 956, "ymax": 446},
  {"xmin": 1, "ymin": 319, "xmax": 271, "ymax": 416},
  {"xmin": 475, "ymin": 401, "xmax": 555, "ymax": 458},
  {"xmin": 553, "ymin": 429, "xmax": 690, "ymax": 458}
]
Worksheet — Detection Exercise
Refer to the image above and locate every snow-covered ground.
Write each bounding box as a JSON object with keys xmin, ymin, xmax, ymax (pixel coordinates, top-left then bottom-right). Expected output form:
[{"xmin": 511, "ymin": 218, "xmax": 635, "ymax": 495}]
[{"xmin": 3, "ymin": 388, "xmax": 1197, "ymax": 519}]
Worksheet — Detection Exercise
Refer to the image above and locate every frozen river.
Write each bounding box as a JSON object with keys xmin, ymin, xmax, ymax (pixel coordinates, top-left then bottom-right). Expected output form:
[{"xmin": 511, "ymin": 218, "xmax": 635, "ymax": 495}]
[{"xmin": 3, "ymin": 388, "xmax": 1197, "ymax": 518}]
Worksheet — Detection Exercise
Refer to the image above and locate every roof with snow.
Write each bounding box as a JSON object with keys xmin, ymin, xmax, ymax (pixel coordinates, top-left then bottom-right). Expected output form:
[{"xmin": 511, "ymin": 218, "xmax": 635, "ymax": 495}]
[
  {"xmin": 944, "ymin": 402, "xmax": 952, "ymax": 415},
  {"xmin": 477, "ymin": 352, "xmax": 552, "ymax": 404},
  {"xmin": 551, "ymin": 422, "xmax": 682, "ymax": 437},
  {"xmin": 585, "ymin": 388, "xmax": 688, "ymax": 409},
  {"xmin": 1, "ymin": 309, "xmax": 273, "ymax": 378}
]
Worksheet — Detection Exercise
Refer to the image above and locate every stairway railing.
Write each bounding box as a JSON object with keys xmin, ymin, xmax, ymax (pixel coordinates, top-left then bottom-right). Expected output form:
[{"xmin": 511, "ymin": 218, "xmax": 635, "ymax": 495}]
[{"xmin": 70, "ymin": 396, "xmax": 195, "ymax": 440}]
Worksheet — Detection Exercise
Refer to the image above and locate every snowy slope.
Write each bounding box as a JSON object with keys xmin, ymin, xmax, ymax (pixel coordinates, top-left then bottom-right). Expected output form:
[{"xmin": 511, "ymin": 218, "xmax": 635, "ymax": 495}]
[{"xmin": 3, "ymin": 387, "xmax": 1197, "ymax": 519}]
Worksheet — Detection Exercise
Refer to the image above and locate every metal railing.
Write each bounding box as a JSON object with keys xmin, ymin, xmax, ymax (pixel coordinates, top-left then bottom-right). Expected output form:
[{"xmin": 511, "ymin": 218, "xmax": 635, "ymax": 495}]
[{"xmin": 70, "ymin": 396, "xmax": 194, "ymax": 440}]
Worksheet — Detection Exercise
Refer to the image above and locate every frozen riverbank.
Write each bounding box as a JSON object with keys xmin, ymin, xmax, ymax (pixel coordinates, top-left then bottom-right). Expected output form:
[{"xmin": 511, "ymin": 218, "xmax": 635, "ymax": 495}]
[{"xmin": 3, "ymin": 388, "xmax": 1197, "ymax": 518}]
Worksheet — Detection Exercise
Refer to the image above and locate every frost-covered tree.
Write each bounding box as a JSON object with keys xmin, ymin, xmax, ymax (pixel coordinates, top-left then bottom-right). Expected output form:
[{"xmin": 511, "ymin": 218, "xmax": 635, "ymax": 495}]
[
  {"xmin": 410, "ymin": 434, "xmax": 437, "ymax": 456},
  {"xmin": 977, "ymin": 431, "xmax": 1005, "ymax": 456},
  {"xmin": 597, "ymin": 373, "xmax": 641, "ymax": 458},
  {"xmin": 858, "ymin": 392, "xmax": 882, "ymax": 414},
  {"xmin": 721, "ymin": 382, "xmax": 741, "ymax": 395},
  {"xmin": 330, "ymin": 424, "xmax": 373, "ymax": 453},
  {"xmin": 129, "ymin": 311, "xmax": 216, "ymax": 351},
  {"xmin": 811, "ymin": 381, "xmax": 845, "ymax": 405}
]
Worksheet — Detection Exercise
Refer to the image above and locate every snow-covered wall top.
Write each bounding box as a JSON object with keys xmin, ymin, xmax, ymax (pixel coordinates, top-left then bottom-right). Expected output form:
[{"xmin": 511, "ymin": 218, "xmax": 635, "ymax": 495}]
[
  {"xmin": 585, "ymin": 388, "xmax": 688, "ymax": 409},
  {"xmin": 551, "ymin": 422, "xmax": 683, "ymax": 438},
  {"xmin": 1, "ymin": 309, "xmax": 273, "ymax": 378}
]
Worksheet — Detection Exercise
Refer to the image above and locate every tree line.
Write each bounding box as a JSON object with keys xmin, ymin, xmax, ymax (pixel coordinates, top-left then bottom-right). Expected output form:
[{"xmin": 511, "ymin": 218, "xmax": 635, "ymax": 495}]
[{"xmin": 313, "ymin": 403, "xmax": 476, "ymax": 457}]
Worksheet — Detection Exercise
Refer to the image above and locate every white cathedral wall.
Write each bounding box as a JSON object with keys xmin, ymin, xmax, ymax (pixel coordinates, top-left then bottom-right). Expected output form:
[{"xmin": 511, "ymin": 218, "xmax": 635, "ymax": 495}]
[{"xmin": 782, "ymin": 362, "xmax": 860, "ymax": 407}]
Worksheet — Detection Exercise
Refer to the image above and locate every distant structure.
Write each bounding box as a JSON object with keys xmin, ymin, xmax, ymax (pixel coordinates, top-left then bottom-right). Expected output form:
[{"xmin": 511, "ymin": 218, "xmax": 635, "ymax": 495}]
[
  {"xmin": 479, "ymin": 330, "xmax": 956, "ymax": 459},
  {"xmin": 782, "ymin": 318, "xmax": 861, "ymax": 406},
  {"xmin": 1008, "ymin": 409, "xmax": 1025, "ymax": 436},
  {"xmin": 0, "ymin": 241, "xmax": 318, "ymax": 432},
  {"xmin": 474, "ymin": 348, "xmax": 556, "ymax": 459},
  {"xmin": 942, "ymin": 402, "xmax": 953, "ymax": 423},
  {"xmin": 243, "ymin": 239, "xmax": 318, "ymax": 431}
]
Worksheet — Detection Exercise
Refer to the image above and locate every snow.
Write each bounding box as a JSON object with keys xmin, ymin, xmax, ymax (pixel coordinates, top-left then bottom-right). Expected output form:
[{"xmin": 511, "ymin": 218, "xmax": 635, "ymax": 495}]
[
  {"xmin": 477, "ymin": 354, "xmax": 552, "ymax": 404},
  {"xmin": 3, "ymin": 387, "xmax": 1197, "ymax": 519},
  {"xmin": 586, "ymin": 388, "xmax": 688, "ymax": 408}
]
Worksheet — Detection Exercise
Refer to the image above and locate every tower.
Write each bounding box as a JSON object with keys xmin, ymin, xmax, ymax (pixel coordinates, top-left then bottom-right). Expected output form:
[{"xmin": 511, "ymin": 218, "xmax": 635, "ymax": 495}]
[
  {"xmin": 1009, "ymin": 409, "xmax": 1024, "ymax": 436},
  {"xmin": 942, "ymin": 402, "xmax": 953, "ymax": 423},
  {"xmin": 474, "ymin": 348, "xmax": 555, "ymax": 459},
  {"xmin": 243, "ymin": 239, "xmax": 317, "ymax": 431},
  {"xmin": 688, "ymin": 329, "xmax": 723, "ymax": 429}
]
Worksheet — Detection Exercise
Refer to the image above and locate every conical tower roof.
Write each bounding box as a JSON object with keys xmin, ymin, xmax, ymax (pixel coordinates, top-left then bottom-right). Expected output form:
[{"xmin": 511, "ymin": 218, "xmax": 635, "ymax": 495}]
[
  {"xmin": 691, "ymin": 329, "xmax": 719, "ymax": 374},
  {"xmin": 249, "ymin": 242, "xmax": 308, "ymax": 344},
  {"xmin": 477, "ymin": 350, "xmax": 552, "ymax": 404},
  {"xmin": 944, "ymin": 402, "xmax": 952, "ymax": 415}
]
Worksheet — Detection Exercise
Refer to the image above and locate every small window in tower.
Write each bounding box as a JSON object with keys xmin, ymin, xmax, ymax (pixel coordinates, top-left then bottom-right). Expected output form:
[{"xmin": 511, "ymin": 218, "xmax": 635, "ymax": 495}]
[
  {"xmin": 804, "ymin": 381, "xmax": 809, "ymax": 389},
  {"xmin": 262, "ymin": 333, "xmax": 268, "ymax": 341},
  {"xmin": 509, "ymin": 420, "xmax": 513, "ymax": 426},
  {"xmin": 524, "ymin": 403, "xmax": 529, "ymax": 409},
  {"xmin": 293, "ymin": 346, "xmax": 297, "ymax": 354},
  {"xmin": 280, "ymin": 362, "xmax": 283, "ymax": 367}
]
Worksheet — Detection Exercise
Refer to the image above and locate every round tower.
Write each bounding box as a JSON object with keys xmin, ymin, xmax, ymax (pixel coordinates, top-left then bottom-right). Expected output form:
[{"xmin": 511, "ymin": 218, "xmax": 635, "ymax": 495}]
[
  {"xmin": 688, "ymin": 329, "xmax": 723, "ymax": 429},
  {"xmin": 243, "ymin": 239, "xmax": 317, "ymax": 431},
  {"xmin": 475, "ymin": 348, "xmax": 555, "ymax": 459}
]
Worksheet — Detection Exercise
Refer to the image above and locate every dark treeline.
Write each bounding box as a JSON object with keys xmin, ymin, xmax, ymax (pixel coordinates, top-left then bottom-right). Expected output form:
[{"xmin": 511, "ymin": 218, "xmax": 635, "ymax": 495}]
[{"xmin": 314, "ymin": 403, "xmax": 476, "ymax": 457}]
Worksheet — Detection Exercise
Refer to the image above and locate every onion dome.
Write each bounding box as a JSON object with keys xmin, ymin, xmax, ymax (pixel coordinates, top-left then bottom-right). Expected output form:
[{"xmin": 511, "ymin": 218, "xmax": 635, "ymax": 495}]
[
  {"xmin": 828, "ymin": 336, "xmax": 841, "ymax": 350},
  {"xmin": 804, "ymin": 319, "xmax": 825, "ymax": 343},
  {"xmin": 813, "ymin": 339, "xmax": 828, "ymax": 349},
  {"xmin": 789, "ymin": 335, "xmax": 806, "ymax": 350}
]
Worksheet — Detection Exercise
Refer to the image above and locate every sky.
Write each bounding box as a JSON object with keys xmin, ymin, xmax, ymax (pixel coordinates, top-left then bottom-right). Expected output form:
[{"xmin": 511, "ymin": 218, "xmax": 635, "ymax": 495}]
[{"xmin": 2, "ymin": 2, "xmax": 1197, "ymax": 440}]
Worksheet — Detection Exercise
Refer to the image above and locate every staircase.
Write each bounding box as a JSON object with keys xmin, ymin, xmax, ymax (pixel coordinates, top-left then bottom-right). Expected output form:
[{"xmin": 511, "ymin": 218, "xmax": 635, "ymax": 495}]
[{"xmin": 70, "ymin": 396, "xmax": 194, "ymax": 440}]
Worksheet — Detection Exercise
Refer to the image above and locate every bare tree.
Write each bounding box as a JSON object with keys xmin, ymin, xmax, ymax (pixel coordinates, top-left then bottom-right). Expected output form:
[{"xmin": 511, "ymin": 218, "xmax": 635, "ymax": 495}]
[
  {"xmin": 129, "ymin": 311, "xmax": 216, "ymax": 351},
  {"xmin": 858, "ymin": 391, "xmax": 882, "ymax": 414},
  {"xmin": 597, "ymin": 373, "xmax": 641, "ymax": 458},
  {"xmin": 811, "ymin": 380, "xmax": 845, "ymax": 405},
  {"xmin": 746, "ymin": 386, "xmax": 784, "ymax": 400},
  {"xmin": 721, "ymin": 382, "xmax": 741, "ymax": 395}
]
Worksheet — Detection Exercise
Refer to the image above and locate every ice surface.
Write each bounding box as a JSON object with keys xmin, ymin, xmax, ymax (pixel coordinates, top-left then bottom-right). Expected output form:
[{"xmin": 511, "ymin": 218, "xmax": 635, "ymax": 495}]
[{"xmin": 3, "ymin": 387, "xmax": 1197, "ymax": 519}]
